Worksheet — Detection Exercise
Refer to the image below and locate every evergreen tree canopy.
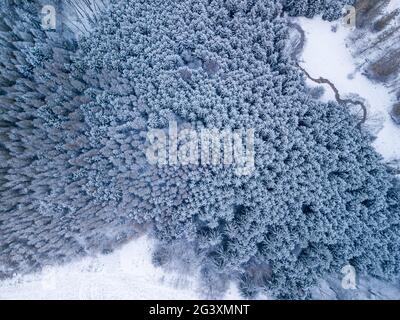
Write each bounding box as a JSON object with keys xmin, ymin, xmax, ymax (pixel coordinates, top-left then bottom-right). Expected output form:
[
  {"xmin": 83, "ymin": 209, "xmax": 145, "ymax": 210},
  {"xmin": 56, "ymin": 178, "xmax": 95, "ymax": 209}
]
[
  {"xmin": 283, "ymin": 0, "xmax": 355, "ymax": 20},
  {"xmin": 0, "ymin": 0, "xmax": 398, "ymax": 299}
]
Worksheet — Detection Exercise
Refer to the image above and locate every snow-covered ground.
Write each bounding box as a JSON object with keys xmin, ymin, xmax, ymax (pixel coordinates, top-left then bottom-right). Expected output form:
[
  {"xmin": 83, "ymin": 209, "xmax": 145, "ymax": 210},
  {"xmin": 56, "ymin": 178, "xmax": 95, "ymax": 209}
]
[
  {"xmin": 1, "ymin": 15, "xmax": 399, "ymax": 300},
  {"xmin": 0, "ymin": 235, "xmax": 241, "ymax": 300},
  {"xmin": 298, "ymin": 16, "xmax": 400, "ymax": 162},
  {"xmin": 388, "ymin": 0, "xmax": 400, "ymax": 12}
]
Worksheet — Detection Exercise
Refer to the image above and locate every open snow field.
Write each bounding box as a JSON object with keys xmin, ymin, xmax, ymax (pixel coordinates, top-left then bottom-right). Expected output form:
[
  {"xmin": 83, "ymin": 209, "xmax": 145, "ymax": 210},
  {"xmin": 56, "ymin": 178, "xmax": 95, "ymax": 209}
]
[
  {"xmin": 298, "ymin": 16, "xmax": 400, "ymax": 162},
  {"xmin": 0, "ymin": 235, "xmax": 242, "ymax": 300}
]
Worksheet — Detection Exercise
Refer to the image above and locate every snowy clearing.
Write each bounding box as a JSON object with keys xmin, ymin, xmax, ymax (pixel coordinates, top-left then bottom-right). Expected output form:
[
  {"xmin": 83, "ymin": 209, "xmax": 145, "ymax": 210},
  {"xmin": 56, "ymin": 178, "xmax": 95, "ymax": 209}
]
[
  {"xmin": 298, "ymin": 16, "xmax": 400, "ymax": 162},
  {"xmin": 0, "ymin": 235, "xmax": 241, "ymax": 300}
]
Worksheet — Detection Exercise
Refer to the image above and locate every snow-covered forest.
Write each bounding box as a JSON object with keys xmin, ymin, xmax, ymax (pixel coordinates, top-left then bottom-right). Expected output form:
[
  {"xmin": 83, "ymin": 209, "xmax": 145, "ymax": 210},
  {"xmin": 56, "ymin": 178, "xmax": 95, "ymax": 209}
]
[{"xmin": 0, "ymin": 0, "xmax": 399, "ymax": 300}]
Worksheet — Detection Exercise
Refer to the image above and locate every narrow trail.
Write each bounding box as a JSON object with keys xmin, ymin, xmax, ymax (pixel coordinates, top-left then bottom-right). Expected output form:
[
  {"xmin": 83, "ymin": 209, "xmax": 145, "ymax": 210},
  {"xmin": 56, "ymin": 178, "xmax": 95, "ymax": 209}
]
[{"xmin": 288, "ymin": 22, "xmax": 367, "ymax": 127}]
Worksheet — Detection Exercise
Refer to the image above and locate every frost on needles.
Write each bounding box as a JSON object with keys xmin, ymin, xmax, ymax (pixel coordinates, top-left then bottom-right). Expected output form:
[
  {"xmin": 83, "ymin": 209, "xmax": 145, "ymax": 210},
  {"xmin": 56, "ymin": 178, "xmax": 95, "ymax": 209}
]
[
  {"xmin": 283, "ymin": 0, "xmax": 355, "ymax": 20},
  {"xmin": 0, "ymin": 0, "xmax": 399, "ymax": 299}
]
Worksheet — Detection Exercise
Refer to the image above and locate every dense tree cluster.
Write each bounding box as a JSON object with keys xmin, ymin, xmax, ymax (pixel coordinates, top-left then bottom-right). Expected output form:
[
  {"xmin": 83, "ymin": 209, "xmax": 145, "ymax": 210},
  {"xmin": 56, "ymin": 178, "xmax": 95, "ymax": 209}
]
[
  {"xmin": 0, "ymin": 0, "xmax": 139, "ymax": 277},
  {"xmin": 283, "ymin": 0, "xmax": 355, "ymax": 20},
  {"xmin": 0, "ymin": 0, "xmax": 399, "ymax": 299}
]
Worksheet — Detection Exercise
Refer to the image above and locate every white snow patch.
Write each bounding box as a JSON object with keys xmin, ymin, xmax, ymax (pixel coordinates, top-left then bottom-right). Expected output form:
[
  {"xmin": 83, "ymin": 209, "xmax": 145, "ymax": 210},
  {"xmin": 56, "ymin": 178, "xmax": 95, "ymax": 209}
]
[
  {"xmin": 0, "ymin": 235, "xmax": 241, "ymax": 300},
  {"xmin": 387, "ymin": 0, "xmax": 400, "ymax": 13},
  {"xmin": 61, "ymin": 0, "xmax": 110, "ymax": 37},
  {"xmin": 298, "ymin": 16, "xmax": 400, "ymax": 161}
]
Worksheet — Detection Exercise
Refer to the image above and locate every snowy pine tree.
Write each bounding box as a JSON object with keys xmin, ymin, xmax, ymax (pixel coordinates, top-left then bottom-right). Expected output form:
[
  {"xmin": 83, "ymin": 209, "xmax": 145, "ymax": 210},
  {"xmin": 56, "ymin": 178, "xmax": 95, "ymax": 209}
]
[{"xmin": 0, "ymin": 0, "xmax": 398, "ymax": 299}]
